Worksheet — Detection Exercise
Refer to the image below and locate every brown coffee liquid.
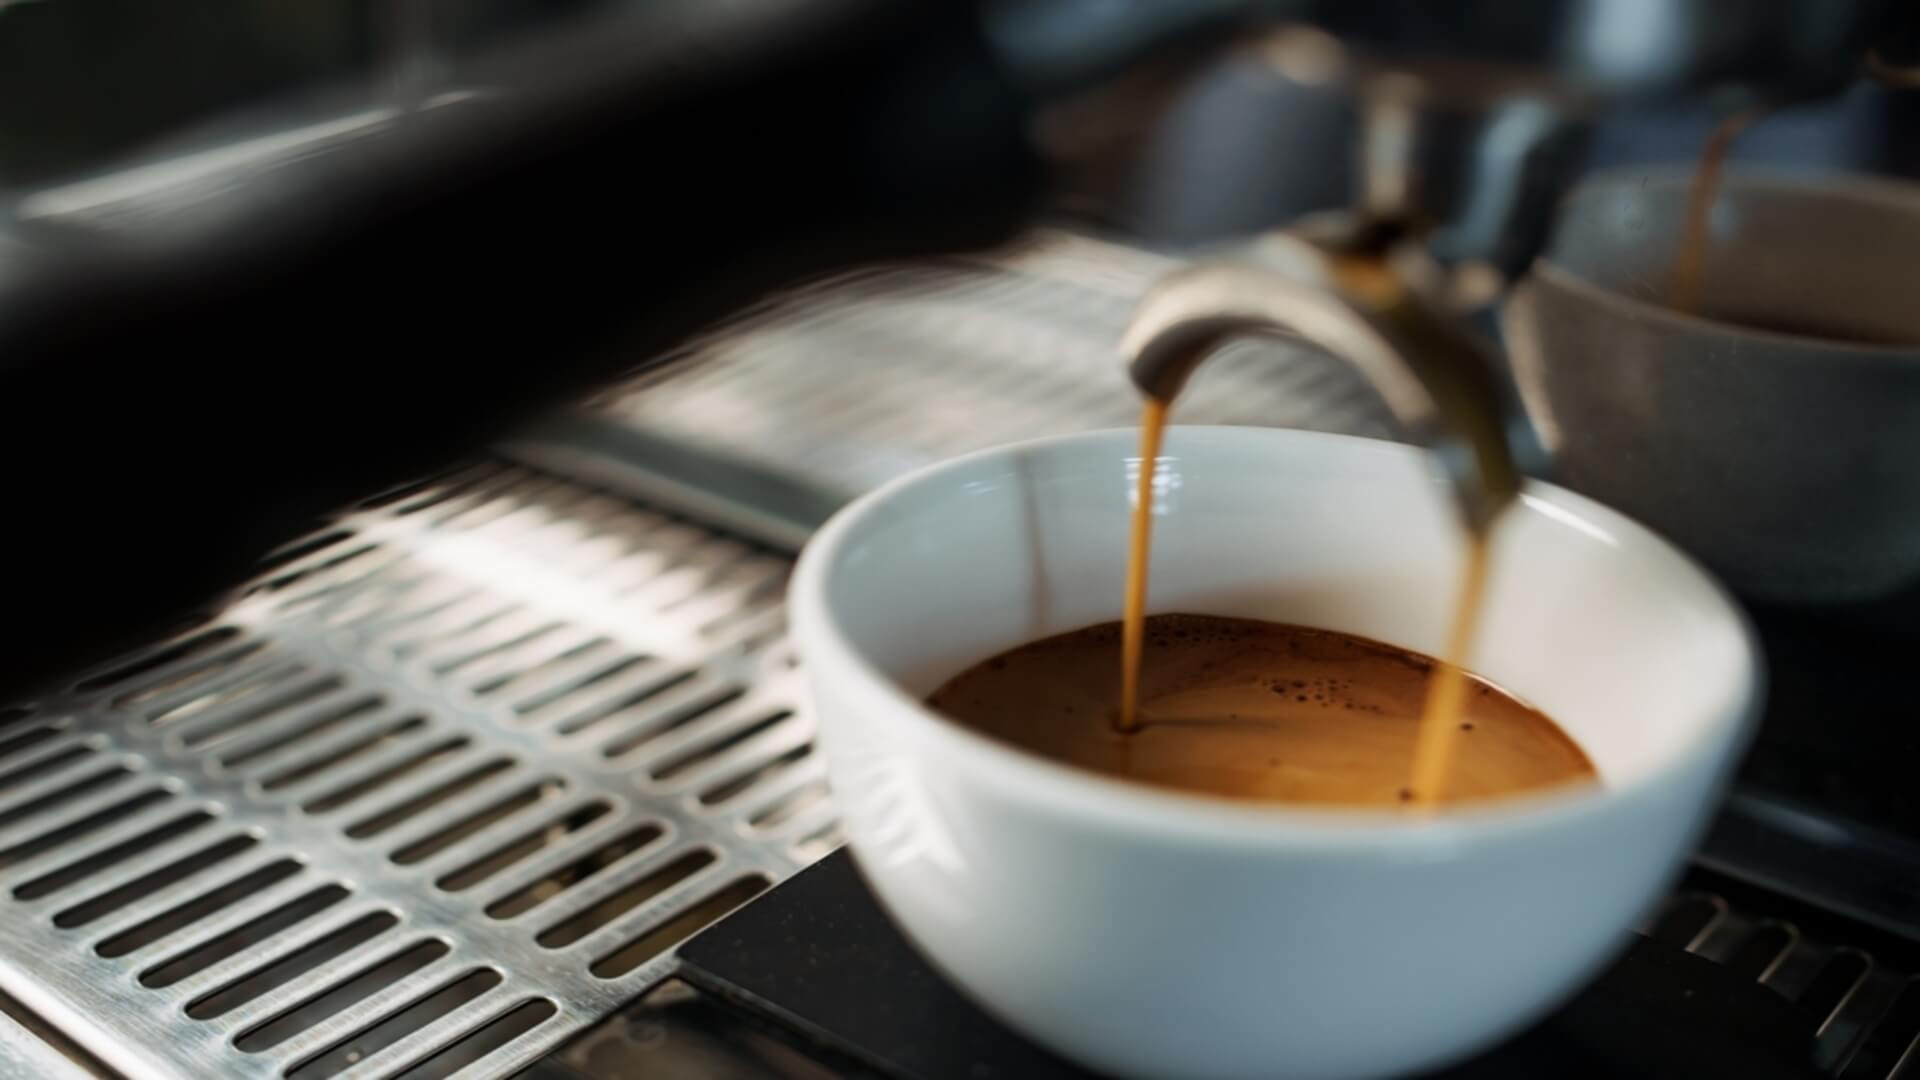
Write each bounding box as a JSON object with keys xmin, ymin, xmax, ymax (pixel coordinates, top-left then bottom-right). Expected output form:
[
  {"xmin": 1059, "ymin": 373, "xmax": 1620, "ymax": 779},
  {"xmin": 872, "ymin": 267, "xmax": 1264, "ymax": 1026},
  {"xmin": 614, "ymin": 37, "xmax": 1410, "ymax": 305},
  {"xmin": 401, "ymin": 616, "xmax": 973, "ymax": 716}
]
[
  {"xmin": 930, "ymin": 614, "xmax": 1595, "ymax": 808},
  {"xmin": 1118, "ymin": 396, "xmax": 1169, "ymax": 734},
  {"xmin": 1408, "ymin": 536, "xmax": 1490, "ymax": 807},
  {"xmin": 1670, "ymin": 108, "xmax": 1763, "ymax": 315}
]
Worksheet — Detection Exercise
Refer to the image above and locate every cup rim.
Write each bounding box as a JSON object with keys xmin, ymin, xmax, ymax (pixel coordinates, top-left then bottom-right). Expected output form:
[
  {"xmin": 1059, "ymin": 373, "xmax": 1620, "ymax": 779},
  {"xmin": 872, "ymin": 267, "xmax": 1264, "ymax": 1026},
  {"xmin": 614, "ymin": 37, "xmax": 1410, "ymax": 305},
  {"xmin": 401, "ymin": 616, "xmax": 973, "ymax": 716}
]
[
  {"xmin": 790, "ymin": 426, "xmax": 1763, "ymax": 849},
  {"xmin": 1528, "ymin": 166, "xmax": 1920, "ymax": 358}
]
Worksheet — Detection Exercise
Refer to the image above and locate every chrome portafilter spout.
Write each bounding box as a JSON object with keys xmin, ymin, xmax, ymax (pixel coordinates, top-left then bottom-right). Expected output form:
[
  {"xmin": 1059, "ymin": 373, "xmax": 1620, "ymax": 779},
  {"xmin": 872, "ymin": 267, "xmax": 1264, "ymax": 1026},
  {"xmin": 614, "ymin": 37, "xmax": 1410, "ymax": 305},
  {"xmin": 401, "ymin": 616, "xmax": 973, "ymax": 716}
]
[{"xmin": 1120, "ymin": 221, "xmax": 1539, "ymax": 535}]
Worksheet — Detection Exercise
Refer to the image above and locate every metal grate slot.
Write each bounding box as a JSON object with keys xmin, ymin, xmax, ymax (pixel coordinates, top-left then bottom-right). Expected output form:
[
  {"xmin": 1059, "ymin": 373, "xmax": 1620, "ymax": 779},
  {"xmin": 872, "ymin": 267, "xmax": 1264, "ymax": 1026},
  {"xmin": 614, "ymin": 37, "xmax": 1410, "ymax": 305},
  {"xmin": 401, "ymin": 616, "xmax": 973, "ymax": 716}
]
[
  {"xmin": 506, "ymin": 650, "xmax": 644, "ymax": 718},
  {"xmin": 748, "ymin": 780, "xmax": 834, "ymax": 832},
  {"xmin": 793, "ymin": 823, "xmax": 847, "ymax": 863},
  {"xmin": 139, "ymin": 884, "xmax": 351, "ymax": 989},
  {"xmin": 384, "ymin": 601, "xmax": 520, "ymax": 662},
  {"xmin": 0, "ymin": 766, "xmax": 135, "ymax": 831},
  {"xmin": 391, "ymin": 778, "xmax": 566, "ymax": 866},
  {"xmin": 473, "ymin": 638, "xmax": 618, "ymax": 705},
  {"xmin": 644, "ymin": 709, "xmax": 796, "ymax": 782},
  {"xmin": 1648, "ymin": 892, "xmax": 1728, "ymax": 951},
  {"xmin": 252, "ymin": 536, "xmax": 380, "ymax": 595},
  {"xmin": 285, "ymin": 967, "xmax": 504, "ymax": 1080},
  {"xmin": 0, "ymin": 788, "xmax": 175, "ymax": 871},
  {"xmin": 390, "ymin": 997, "xmax": 559, "ymax": 1080},
  {"xmin": 589, "ymin": 874, "xmax": 770, "ymax": 979},
  {"xmin": 0, "ymin": 723, "xmax": 69, "ymax": 764},
  {"xmin": 428, "ymin": 620, "xmax": 569, "ymax": 680},
  {"xmin": 459, "ymin": 634, "xmax": 603, "ymax": 700},
  {"xmin": 176, "ymin": 675, "xmax": 350, "ymax": 751},
  {"xmin": 535, "ymin": 849, "xmax": 717, "ymax": 949},
  {"xmin": 343, "ymin": 758, "xmax": 516, "ymax": 839},
  {"xmin": 54, "ymin": 834, "xmax": 261, "ymax": 929},
  {"xmin": 699, "ymin": 741, "xmax": 814, "ymax": 807},
  {"xmin": 94, "ymin": 858, "xmax": 306, "ymax": 958},
  {"xmin": 110, "ymin": 640, "xmax": 272, "ymax": 711},
  {"xmin": 595, "ymin": 683, "xmax": 747, "ymax": 759},
  {"xmin": 300, "ymin": 737, "xmax": 472, "ymax": 815},
  {"xmin": 1726, "ymin": 921, "xmax": 1801, "ymax": 983},
  {"xmin": 260, "ymin": 716, "xmax": 430, "ymax": 793},
  {"xmin": 14, "ymin": 810, "xmax": 217, "ymax": 901},
  {"xmin": 484, "ymin": 822, "xmax": 665, "ymax": 921},
  {"xmin": 1806, "ymin": 951, "xmax": 1877, "ymax": 1032},
  {"xmin": 187, "ymin": 911, "xmax": 402, "ymax": 1020},
  {"xmin": 1815, "ymin": 954, "xmax": 1893, "ymax": 1073},
  {"xmin": 235, "ymin": 939, "xmax": 453, "ymax": 1053},
  {"xmin": 0, "ymin": 465, "xmax": 831, "ymax": 1079},
  {"xmin": 217, "ymin": 695, "xmax": 388, "ymax": 771},
  {"xmin": 546, "ymin": 664, "xmax": 690, "ymax": 737},
  {"xmin": 1840, "ymin": 979, "xmax": 1920, "ymax": 1079},
  {"xmin": 0, "ymin": 742, "xmax": 95, "ymax": 792},
  {"xmin": 437, "ymin": 801, "xmax": 613, "ymax": 893},
  {"xmin": 251, "ymin": 531, "xmax": 359, "ymax": 582},
  {"xmin": 75, "ymin": 627, "xmax": 243, "ymax": 694},
  {"xmin": 144, "ymin": 660, "xmax": 306, "ymax": 729}
]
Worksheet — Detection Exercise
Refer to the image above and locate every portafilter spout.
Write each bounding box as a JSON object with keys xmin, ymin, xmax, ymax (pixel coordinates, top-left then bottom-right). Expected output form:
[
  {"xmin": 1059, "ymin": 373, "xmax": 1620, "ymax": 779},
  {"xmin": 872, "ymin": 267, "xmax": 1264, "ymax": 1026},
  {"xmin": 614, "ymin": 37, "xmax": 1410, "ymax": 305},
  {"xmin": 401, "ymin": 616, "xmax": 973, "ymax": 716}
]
[{"xmin": 1121, "ymin": 226, "xmax": 1538, "ymax": 534}]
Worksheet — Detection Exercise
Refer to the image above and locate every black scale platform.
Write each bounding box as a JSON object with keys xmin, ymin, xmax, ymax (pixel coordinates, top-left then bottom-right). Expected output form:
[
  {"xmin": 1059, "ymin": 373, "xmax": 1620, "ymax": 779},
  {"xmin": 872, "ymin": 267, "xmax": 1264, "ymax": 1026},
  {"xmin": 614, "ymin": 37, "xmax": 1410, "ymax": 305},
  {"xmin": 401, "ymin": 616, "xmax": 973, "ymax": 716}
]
[{"xmin": 534, "ymin": 848, "xmax": 1833, "ymax": 1080}]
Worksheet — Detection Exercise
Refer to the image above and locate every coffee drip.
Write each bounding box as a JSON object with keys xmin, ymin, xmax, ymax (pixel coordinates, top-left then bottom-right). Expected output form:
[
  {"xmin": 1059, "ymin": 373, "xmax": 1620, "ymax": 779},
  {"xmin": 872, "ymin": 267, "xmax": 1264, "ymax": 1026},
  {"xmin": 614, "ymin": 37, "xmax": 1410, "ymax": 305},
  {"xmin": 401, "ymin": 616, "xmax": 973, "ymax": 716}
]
[{"xmin": 1670, "ymin": 109, "xmax": 1766, "ymax": 315}]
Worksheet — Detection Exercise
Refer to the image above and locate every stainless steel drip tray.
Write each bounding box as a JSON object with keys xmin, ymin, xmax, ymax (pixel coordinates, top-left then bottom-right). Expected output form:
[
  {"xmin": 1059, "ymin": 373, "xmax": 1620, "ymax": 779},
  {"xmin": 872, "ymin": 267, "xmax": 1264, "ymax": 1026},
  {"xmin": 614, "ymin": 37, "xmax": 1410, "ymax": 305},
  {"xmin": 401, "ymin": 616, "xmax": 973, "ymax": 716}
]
[{"xmin": 0, "ymin": 464, "xmax": 835, "ymax": 1080}]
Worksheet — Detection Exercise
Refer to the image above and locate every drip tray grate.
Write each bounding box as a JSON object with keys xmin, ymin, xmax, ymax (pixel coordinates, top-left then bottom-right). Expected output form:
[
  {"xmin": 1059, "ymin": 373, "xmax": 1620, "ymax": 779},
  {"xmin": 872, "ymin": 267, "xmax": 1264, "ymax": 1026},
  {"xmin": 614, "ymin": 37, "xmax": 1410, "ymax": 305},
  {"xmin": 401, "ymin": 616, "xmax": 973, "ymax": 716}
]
[
  {"xmin": 0, "ymin": 464, "xmax": 828, "ymax": 1080},
  {"xmin": 526, "ymin": 230, "xmax": 1398, "ymax": 543}
]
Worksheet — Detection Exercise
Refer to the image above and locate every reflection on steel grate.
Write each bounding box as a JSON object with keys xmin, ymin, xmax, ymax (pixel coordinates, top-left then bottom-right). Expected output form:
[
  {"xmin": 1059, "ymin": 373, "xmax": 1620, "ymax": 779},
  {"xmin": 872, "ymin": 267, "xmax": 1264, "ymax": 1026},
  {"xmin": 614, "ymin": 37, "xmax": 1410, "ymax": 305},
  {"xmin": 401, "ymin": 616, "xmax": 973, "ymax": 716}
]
[
  {"xmin": 1648, "ymin": 874, "xmax": 1920, "ymax": 1077},
  {"xmin": 0, "ymin": 465, "xmax": 831, "ymax": 1080},
  {"xmin": 589, "ymin": 230, "xmax": 1396, "ymax": 505}
]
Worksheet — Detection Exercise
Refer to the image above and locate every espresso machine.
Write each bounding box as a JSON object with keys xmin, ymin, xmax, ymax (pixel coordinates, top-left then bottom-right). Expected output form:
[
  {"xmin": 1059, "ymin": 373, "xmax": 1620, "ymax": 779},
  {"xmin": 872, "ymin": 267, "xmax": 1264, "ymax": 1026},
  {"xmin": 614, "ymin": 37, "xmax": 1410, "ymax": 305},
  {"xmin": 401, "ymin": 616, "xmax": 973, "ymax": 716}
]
[{"xmin": 2, "ymin": 2, "xmax": 1919, "ymax": 1077}]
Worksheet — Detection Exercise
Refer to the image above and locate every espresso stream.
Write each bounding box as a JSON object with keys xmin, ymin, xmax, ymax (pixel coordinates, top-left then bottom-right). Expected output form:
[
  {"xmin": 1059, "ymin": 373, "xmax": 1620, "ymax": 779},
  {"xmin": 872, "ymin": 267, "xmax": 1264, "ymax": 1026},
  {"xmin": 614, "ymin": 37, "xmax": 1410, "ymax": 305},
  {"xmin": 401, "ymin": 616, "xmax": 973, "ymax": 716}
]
[{"xmin": 1670, "ymin": 108, "xmax": 1763, "ymax": 315}]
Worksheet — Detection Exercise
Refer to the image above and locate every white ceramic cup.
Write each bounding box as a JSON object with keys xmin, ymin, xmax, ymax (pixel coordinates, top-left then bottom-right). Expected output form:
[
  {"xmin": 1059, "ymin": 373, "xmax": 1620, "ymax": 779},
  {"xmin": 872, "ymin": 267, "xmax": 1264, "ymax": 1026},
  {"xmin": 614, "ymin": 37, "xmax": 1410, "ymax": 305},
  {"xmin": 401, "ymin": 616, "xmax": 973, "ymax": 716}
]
[{"xmin": 790, "ymin": 427, "xmax": 1760, "ymax": 1080}]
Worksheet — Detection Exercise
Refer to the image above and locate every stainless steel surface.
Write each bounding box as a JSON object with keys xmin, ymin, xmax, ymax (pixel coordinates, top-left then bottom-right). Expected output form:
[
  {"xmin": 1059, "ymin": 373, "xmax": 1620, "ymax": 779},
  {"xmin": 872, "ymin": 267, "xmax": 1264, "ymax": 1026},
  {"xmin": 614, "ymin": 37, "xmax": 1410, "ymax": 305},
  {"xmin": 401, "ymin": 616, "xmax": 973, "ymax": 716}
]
[
  {"xmin": 0, "ymin": 464, "xmax": 830, "ymax": 1079},
  {"xmin": 0, "ymin": 1004, "xmax": 101, "ymax": 1080},
  {"xmin": 1121, "ymin": 227, "xmax": 1530, "ymax": 530},
  {"xmin": 1504, "ymin": 169, "xmax": 1920, "ymax": 602},
  {"xmin": 552, "ymin": 231, "xmax": 1395, "ymax": 534}
]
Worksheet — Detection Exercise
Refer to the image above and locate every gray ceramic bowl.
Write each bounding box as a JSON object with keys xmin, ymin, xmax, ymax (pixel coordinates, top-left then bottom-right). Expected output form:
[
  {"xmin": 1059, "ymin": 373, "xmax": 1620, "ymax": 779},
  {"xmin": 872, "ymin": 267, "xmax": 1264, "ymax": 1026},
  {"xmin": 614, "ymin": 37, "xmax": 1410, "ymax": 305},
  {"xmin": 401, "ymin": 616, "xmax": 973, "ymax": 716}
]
[{"xmin": 1503, "ymin": 169, "xmax": 1920, "ymax": 603}]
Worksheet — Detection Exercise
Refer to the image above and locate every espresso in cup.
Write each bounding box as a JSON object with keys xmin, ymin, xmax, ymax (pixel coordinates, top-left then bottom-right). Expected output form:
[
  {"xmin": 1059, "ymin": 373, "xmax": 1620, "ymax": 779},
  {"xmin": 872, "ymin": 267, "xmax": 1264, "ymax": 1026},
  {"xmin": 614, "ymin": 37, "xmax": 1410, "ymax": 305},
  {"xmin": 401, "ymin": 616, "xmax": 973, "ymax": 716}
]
[{"xmin": 931, "ymin": 614, "xmax": 1595, "ymax": 807}]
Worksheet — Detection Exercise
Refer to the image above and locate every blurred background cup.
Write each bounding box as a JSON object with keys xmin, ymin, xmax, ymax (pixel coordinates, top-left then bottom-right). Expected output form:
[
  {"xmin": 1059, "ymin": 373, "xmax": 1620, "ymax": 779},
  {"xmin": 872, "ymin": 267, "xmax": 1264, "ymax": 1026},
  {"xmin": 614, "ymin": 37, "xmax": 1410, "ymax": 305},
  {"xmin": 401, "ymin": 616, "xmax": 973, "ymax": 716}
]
[{"xmin": 1503, "ymin": 170, "xmax": 1920, "ymax": 607}]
